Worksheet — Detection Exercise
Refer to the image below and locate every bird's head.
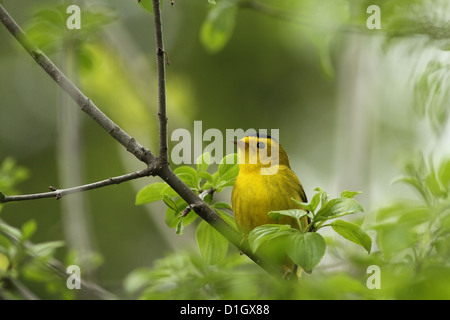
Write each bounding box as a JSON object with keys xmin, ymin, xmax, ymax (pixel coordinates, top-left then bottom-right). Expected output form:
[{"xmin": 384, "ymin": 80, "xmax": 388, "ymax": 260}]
[{"xmin": 233, "ymin": 134, "xmax": 290, "ymax": 175}]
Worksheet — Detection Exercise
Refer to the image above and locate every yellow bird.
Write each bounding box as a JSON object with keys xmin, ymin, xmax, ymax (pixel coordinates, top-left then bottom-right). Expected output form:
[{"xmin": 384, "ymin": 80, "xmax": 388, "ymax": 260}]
[{"xmin": 231, "ymin": 133, "xmax": 308, "ymax": 275}]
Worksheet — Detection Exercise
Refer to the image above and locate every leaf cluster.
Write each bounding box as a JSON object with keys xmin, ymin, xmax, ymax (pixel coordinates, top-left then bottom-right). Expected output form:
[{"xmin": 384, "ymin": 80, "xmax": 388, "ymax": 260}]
[{"xmin": 248, "ymin": 188, "xmax": 370, "ymax": 271}]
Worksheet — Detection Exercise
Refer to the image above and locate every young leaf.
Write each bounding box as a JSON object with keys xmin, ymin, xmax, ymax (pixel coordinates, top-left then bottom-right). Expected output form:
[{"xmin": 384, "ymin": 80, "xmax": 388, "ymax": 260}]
[
  {"xmin": 200, "ymin": 1, "xmax": 238, "ymax": 54},
  {"xmin": 315, "ymin": 198, "xmax": 363, "ymax": 221},
  {"xmin": 135, "ymin": 182, "xmax": 177, "ymax": 205},
  {"xmin": 29, "ymin": 240, "xmax": 65, "ymax": 256},
  {"xmin": 319, "ymin": 188, "xmax": 330, "ymax": 206},
  {"xmin": 165, "ymin": 206, "xmax": 180, "ymax": 229},
  {"xmin": 211, "ymin": 202, "xmax": 232, "ymax": 210},
  {"xmin": 163, "ymin": 195, "xmax": 178, "ymax": 211},
  {"xmin": 0, "ymin": 252, "xmax": 10, "ymax": 273},
  {"xmin": 330, "ymin": 220, "xmax": 372, "ymax": 253},
  {"xmin": 426, "ymin": 173, "xmax": 444, "ymax": 198},
  {"xmin": 174, "ymin": 166, "xmax": 199, "ymax": 188},
  {"xmin": 286, "ymin": 232, "xmax": 326, "ymax": 271},
  {"xmin": 165, "ymin": 199, "xmax": 198, "ymax": 229},
  {"xmin": 292, "ymin": 191, "xmax": 321, "ymax": 213},
  {"xmin": 213, "ymin": 208, "xmax": 237, "ymax": 230},
  {"xmin": 217, "ymin": 153, "xmax": 239, "ymax": 187},
  {"xmin": 196, "ymin": 152, "xmax": 211, "ymax": 173},
  {"xmin": 176, "ymin": 219, "xmax": 184, "ymax": 235},
  {"xmin": 198, "ymin": 171, "xmax": 213, "ymax": 183},
  {"xmin": 215, "ymin": 178, "xmax": 237, "ymax": 192},
  {"xmin": 247, "ymin": 224, "xmax": 296, "ymax": 253},
  {"xmin": 196, "ymin": 220, "xmax": 228, "ymax": 265}
]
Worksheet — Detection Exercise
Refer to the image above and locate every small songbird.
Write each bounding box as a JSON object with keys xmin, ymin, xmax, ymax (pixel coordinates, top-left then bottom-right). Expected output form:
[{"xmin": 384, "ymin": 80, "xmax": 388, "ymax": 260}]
[{"xmin": 231, "ymin": 133, "xmax": 308, "ymax": 276}]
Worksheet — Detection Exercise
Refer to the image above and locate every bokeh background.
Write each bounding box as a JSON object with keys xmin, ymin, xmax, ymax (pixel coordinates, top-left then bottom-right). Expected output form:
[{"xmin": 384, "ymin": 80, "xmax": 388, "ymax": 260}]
[{"xmin": 1, "ymin": 0, "xmax": 449, "ymax": 299}]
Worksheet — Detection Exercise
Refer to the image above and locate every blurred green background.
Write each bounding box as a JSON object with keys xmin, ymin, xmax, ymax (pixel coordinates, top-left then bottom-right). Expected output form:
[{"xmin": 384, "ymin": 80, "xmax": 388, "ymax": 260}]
[{"xmin": 1, "ymin": 0, "xmax": 449, "ymax": 299}]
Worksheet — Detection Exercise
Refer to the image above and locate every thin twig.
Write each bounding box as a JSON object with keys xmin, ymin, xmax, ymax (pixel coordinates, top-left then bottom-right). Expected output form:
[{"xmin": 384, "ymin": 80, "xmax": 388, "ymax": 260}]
[
  {"xmin": 0, "ymin": 167, "xmax": 157, "ymax": 203},
  {"xmin": 152, "ymin": 0, "xmax": 169, "ymax": 163},
  {"xmin": 0, "ymin": 4, "xmax": 155, "ymax": 165}
]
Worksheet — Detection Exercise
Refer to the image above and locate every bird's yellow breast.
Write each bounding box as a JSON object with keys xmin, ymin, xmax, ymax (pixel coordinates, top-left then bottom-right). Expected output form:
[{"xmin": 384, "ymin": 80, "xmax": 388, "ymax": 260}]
[{"xmin": 231, "ymin": 165, "xmax": 307, "ymax": 234}]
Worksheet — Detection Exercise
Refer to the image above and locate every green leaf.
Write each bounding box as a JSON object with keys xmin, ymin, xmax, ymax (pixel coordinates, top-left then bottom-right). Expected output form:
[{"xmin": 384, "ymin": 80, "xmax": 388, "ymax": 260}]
[
  {"xmin": 213, "ymin": 208, "xmax": 237, "ymax": 230},
  {"xmin": 200, "ymin": 1, "xmax": 238, "ymax": 53},
  {"xmin": 29, "ymin": 240, "xmax": 65, "ymax": 256},
  {"xmin": 196, "ymin": 152, "xmax": 211, "ymax": 173},
  {"xmin": 176, "ymin": 219, "xmax": 184, "ymax": 235},
  {"xmin": 165, "ymin": 199, "xmax": 198, "ymax": 229},
  {"xmin": 340, "ymin": 190, "xmax": 363, "ymax": 199},
  {"xmin": 330, "ymin": 219, "xmax": 372, "ymax": 253},
  {"xmin": 211, "ymin": 202, "xmax": 232, "ymax": 210},
  {"xmin": 174, "ymin": 166, "xmax": 199, "ymax": 188},
  {"xmin": 425, "ymin": 170, "xmax": 445, "ymax": 198},
  {"xmin": 247, "ymin": 224, "xmax": 297, "ymax": 253},
  {"xmin": 315, "ymin": 198, "xmax": 363, "ymax": 221},
  {"xmin": 163, "ymin": 195, "xmax": 178, "ymax": 211},
  {"xmin": 217, "ymin": 153, "xmax": 239, "ymax": 186},
  {"xmin": 268, "ymin": 209, "xmax": 308, "ymax": 222},
  {"xmin": 21, "ymin": 220, "xmax": 37, "ymax": 242},
  {"xmin": 208, "ymin": 0, "xmax": 216, "ymax": 4},
  {"xmin": 216, "ymin": 178, "xmax": 237, "ymax": 191},
  {"xmin": 0, "ymin": 252, "xmax": 10, "ymax": 273},
  {"xmin": 165, "ymin": 206, "xmax": 179, "ymax": 229},
  {"xmin": 287, "ymin": 232, "xmax": 326, "ymax": 271},
  {"xmin": 198, "ymin": 171, "xmax": 213, "ymax": 183},
  {"xmin": 196, "ymin": 220, "xmax": 228, "ymax": 265},
  {"xmin": 319, "ymin": 188, "xmax": 330, "ymax": 206},
  {"xmin": 135, "ymin": 182, "xmax": 177, "ymax": 205},
  {"xmin": 138, "ymin": 0, "xmax": 154, "ymax": 14},
  {"xmin": 438, "ymin": 158, "xmax": 450, "ymax": 191}
]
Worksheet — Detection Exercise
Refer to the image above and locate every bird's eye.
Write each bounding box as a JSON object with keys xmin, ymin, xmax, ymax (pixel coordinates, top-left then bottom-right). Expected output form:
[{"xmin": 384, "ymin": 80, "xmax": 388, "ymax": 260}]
[{"xmin": 257, "ymin": 142, "xmax": 265, "ymax": 149}]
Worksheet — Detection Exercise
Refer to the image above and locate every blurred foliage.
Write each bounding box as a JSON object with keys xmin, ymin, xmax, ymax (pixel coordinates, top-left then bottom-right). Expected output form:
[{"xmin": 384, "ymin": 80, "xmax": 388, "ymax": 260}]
[
  {"xmin": 136, "ymin": 152, "xmax": 238, "ymax": 264},
  {"xmin": 0, "ymin": 158, "xmax": 29, "ymax": 214},
  {"xmin": 0, "ymin": 159, "xmax": 72, "ymax": 299},
  {"xmin": 26, "ymin": 4, "xmax": 117, "ymax": 53}
]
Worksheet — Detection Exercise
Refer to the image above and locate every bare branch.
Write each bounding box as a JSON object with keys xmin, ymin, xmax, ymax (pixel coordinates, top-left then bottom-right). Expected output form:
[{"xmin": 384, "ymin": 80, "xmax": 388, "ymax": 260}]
[
  {"xmin": 0, "ymin": 3, "xmax": 155, "ymax": 165},
  {"xmin": 0, "ymin": 2, "xmax": 284, "ymax": 279},
  {"xmin": 0, "ymin": 167, "xmax": 157, "ymax": 203}
]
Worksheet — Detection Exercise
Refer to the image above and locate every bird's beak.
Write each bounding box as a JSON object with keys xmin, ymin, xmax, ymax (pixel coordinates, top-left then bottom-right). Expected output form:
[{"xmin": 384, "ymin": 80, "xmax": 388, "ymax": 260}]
[{"xmin": 231, "ymin": 139, "xmax": 245, "ymax": 148}]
